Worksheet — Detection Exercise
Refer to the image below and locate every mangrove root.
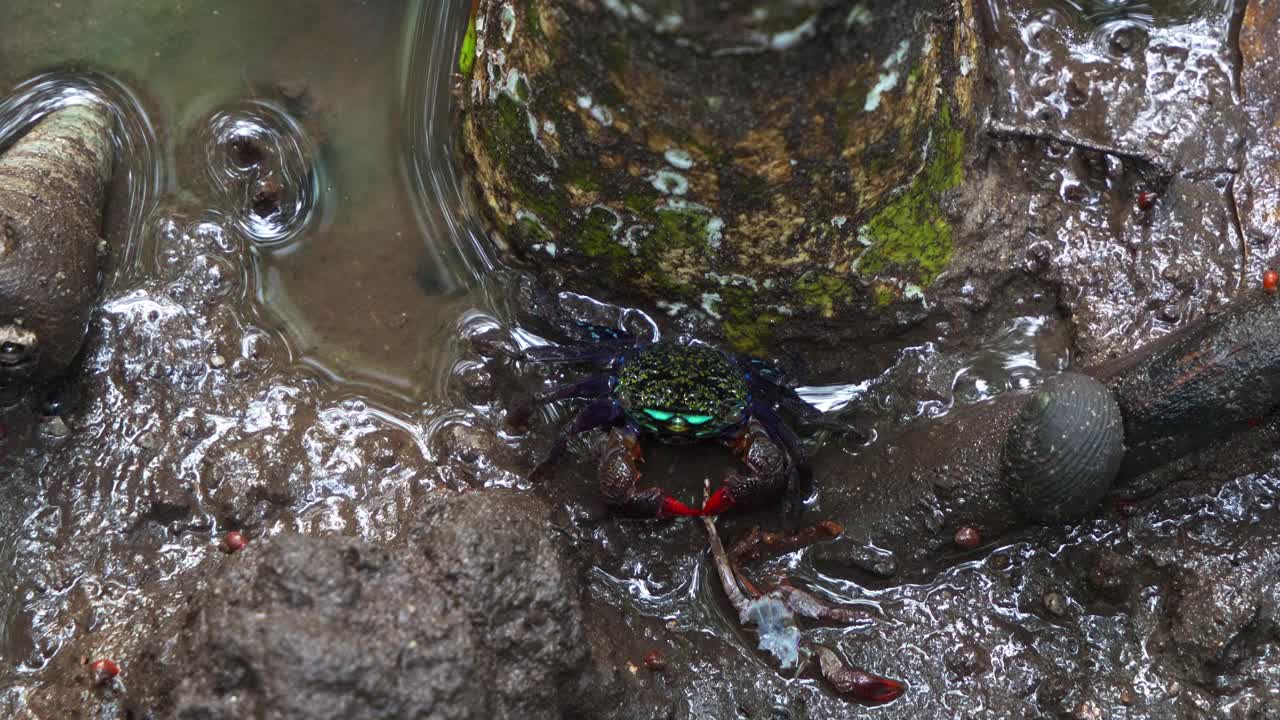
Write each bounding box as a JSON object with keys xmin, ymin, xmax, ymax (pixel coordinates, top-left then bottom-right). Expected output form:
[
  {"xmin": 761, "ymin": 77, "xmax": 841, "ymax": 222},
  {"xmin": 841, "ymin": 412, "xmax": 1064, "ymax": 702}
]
[
  {"xmin": 0, "ymin": 103, "xmax": 115, "ymax": 400},
  {"xmin": 813, "ymin": 288, "xmax": 1280, "ymax": 579}
]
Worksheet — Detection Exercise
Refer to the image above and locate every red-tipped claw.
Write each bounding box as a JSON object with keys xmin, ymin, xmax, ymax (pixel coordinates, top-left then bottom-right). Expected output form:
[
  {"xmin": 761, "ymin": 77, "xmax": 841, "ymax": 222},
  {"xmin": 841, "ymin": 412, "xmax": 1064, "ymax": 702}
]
[
  {"xmin": 659, "ymin": 496, "xmax": 700, "ymax": 517},
  {"xmin": 700, "ymin": 487, "xmax": 736, "ymax": 516},
  {"xmin": 817, "ymin": 647, "xmax": 905, "ymax": 704}
]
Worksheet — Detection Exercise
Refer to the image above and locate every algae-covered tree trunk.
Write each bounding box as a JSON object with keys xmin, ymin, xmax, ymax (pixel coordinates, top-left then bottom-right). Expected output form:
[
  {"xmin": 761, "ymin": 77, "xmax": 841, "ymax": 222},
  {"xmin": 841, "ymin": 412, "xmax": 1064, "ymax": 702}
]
[{"xmin": 458, "ymin": 0, "xmax": 981, "ymax": 363}]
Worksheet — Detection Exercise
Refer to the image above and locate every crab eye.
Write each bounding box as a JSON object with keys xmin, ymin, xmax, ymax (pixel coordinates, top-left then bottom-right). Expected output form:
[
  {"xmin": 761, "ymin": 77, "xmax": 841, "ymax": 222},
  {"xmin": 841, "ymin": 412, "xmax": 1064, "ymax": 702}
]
[
  {"xmin": 682, "ymin": 414, "xmax": 713, "ymax": 425},
  {"xmin": 643, "ymin": 408, "xmax": 675, "ymax": 421}
]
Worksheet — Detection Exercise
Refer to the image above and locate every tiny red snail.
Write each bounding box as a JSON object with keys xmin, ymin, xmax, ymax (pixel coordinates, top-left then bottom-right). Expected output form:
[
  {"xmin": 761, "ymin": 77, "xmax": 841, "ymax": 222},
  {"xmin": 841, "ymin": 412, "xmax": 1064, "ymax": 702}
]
[
  {"xmin": 1263, "ymin": 269, "xmax": 1278, "ymax": 294},
  {"xmin": 89, "ymin": 658, "xmax": 120, "ymax": 685},
  {"xmin": 223, "ymin": 531, "xmax": 248, "ymax": 553}
]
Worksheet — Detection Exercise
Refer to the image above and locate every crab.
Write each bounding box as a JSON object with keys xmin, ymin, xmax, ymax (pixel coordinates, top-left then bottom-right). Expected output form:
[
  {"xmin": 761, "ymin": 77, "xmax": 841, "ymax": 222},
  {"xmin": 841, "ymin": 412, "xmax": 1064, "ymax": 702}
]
[
  {"xmin": 477, "ymin": 314, "xmax": 905, "ymax": 704},
  {"xmin": 497, "ymin": 329, "xmax": 823, "ymax": 519}
]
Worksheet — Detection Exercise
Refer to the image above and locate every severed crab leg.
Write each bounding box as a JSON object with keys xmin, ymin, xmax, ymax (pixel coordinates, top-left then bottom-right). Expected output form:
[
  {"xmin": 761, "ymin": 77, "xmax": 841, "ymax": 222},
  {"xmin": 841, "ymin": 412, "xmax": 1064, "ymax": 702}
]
[
  {"xmin": 816, "ymin": 647, "xmax": 908, "ymax": 704},
  {"xmin": 701, "ymin": 513, "xmax": 906, "ymax": 704},
  {"xmin": 728, "ymin": 521, "xmax": 845, "ymax": 564}
]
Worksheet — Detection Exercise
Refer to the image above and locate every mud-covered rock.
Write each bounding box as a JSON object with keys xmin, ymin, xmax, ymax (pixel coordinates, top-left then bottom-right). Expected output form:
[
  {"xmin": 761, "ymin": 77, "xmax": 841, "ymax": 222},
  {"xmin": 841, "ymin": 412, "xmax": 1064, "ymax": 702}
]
[{"xmin": 121, "ymin": 491, "xmax": 667, "ymax": 720}]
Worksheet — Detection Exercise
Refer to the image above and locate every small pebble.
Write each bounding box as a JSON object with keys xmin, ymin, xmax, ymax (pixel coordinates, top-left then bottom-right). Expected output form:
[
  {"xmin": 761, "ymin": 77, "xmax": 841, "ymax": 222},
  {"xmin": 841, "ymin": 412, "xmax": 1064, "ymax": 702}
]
[
  {"xmin": 1075, "ymin": 701, "xmax": 1103, "ymax": 720},
  {"xmin": 953, "ymin": 526, "xmax": 981, "ymax": 550},
  {"xmin": 1120, "ymin": 688, "xmax": 1135, "ymax": 705},
  {"xmin": 89, "ymin": 658, "xmax": 120, "ymax": 685},
  {"xmin": 41, "ymin": 416, "xmax": 70, "ymax": 438},
  {"xmin": 1043, "ymin": 591, "xmax": 1067, "ymax": 616},
  {"xmin": 136, "ymin": 431, "xmax": 160, "ymax": 450},
  {"xmin": 223, "ymin": 531, "xmax": 248, "ymax": 553},
  {"xmin": 1263, "ymin": 269, "xmax": 1278, "ymax": 293},
  {"xmin": 644, "ymin": 650, "xmax": 666, "ymax": 671},
  {"xmin": 943, "ymin": 642, "xmax": 985, "ymax": 677},
  {"xmin": 210, "ymin": 354, "xmax": 227, "ymax": 369}
]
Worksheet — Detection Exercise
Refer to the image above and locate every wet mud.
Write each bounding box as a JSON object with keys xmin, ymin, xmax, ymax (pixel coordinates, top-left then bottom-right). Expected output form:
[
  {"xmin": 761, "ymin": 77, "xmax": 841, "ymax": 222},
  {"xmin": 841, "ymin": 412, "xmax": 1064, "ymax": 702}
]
[{"xmin": 1, "ymin": 0, "xmax": 1280, "ymax": 718}]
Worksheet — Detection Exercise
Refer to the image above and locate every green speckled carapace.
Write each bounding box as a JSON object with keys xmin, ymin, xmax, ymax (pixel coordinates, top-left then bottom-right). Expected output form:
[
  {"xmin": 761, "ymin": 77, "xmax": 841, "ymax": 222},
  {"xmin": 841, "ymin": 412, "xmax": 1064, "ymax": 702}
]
[{"xmin": 615, "ymin": 342, "xmax": 748, "ymax": 438}]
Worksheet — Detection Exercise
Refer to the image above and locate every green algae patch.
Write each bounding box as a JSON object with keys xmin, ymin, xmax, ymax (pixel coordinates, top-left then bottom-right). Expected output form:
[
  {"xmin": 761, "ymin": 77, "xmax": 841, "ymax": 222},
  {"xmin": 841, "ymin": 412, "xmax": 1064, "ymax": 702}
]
[
  {"xmin": 524, "ymin": 0, "xmax": 545, "ymax": 40},
  {"xmin": 872, "ymin": 282, "xmax": 899, "ymax": 306},
  {"xmin": 652, "ymin": 207, "xmax": 715, "ymax": 249},
  {"xmin": 633, "ymin": 206, "xmax": 718, "ymax": 295},
  {"xmin": 856, "ymin": 106, "xmax": 965, "ymax": 285},
  {"xmin": 624, "ymin": 193, "xmax": 657, "ymax": 215},
  {"xmin": 795, "ymin": 272, "xmax": 855, "ymax": 318},
  {"xmin": 458, "ymin": 10, "xmax": 478, "ymax": 75},
  {"xmin": 515, "ymin": 214, "xmax": 552, "ymax": 243},
  {"xmin": 719, "ymin": 286, "xmax": 781, "ymax": 357},
  {"xmin": 577, "ymin": 207, "xmax": 628, "ymax": 273}
]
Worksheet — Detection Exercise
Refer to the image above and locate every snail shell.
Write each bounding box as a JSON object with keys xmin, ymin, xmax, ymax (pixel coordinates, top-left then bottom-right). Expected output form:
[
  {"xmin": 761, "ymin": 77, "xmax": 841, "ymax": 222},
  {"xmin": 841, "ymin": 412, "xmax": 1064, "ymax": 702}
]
[{"xmin": 1004, "ymin": 372, "xmax": 1125, "ymax": 523}]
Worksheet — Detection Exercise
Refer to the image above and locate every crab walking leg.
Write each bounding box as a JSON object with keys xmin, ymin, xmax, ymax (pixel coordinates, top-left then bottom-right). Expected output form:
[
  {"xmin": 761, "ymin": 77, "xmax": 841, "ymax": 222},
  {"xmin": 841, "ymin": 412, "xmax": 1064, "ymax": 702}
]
[
  {"xmin": 729, "ymin": 521, "xmax": 845, "ymax": 563},
  {"xmin": 599, "ymin": 426, "xmax": 700, "ymax": 517},
  {"xmin": 751, "ymin": 398, "xmax": 808, "ymax": 468},
  {"xmin": 509, "ymin": 374, "xmax": 613, "ymax": 427},
  {"xmin": 518, "ymin": 344, "xmax": 623, "ymax": 365},
  {"xmin": 718, "ymin": 528, "xmax": 876, "ymax": 625},
  {"xmin": 701, "ymin": 514, "xmax": 755, "ymax": 619},
  {"xmin": 705, "ymin": 515, "xmax": 904, "ymax": 703},
  {"xmin": 768, "ymin": 584, "xmax": 878, "ymax": 624},
  {"xmin": 702, "ymin": 419, "xmax": 791, "ymax": 516},
  {"xmin": 473, "ymin": 336, "xmax": 622, "ymax": 366},
  {"xmin": 528, "ymin": 397, "xmax": 622, "ymax": 482}
]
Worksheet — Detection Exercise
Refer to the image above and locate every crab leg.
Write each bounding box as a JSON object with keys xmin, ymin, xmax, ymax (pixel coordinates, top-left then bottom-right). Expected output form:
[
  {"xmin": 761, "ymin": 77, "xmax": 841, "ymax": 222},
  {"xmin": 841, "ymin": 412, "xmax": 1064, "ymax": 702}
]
[
  {"xmin": 474, "ymin": 335, "xmax": 621, "ymax": 366},
  {"xmin": 518, "ymin": 344, "xmax": 622, "ymax": 365},
  {"xmin": 768, "ymin": 584, "xmax": 878, "ymax": 625},
  {"xmin": 703, "ymin": 514, "xmax": 905, "ymax": 704},
  {"xmin": 598, "ymin": 427, "xmax": 700, "ymax": 518},
  {"xmin": 728, "ymin": 521, "xmax": 844, "ymax": 564},
  {"xmin": 701, "ymin": 514, "xmax": 755, "ymax": 619},
  {"xmin": 508, "ymin": 374, "xmax": 613, "ymax": 427},
  {"xmin": 528, "ymin": 397, "xmax": 621, "ymax": 482},
  {"xmin": 816, "ymin": 647, "xmax": 906, "ymax": 704}
]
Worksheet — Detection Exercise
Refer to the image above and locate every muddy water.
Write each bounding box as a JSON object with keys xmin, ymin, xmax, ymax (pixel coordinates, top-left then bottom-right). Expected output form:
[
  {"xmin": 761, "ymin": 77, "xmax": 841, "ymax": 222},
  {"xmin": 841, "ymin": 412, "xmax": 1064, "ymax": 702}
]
[
  {"xmin": 0, "ymin": 0, "xmax": 490, "ymax": 706},
  {"xmin": 0, "ymin": 0, "xmax": 486, "ymax": 396},
  {"xmin": 0, "ymin": 0, "xmax": 1277, "ymax": 717}
]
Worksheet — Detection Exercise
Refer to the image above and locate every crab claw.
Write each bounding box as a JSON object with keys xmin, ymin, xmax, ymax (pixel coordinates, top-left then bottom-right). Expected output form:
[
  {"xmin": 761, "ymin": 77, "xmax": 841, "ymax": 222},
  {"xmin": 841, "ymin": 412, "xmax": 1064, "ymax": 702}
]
[
  {"xmin": 816, "ymin": 647, "xmax": 905, "ymax": 704},
  {"xmin": 659, "ymin": 496, "xmax": 701, "ymax": 517},
  {"xmin": 700, "ymin": 486, "xmax": 736, "ymax": 516}
]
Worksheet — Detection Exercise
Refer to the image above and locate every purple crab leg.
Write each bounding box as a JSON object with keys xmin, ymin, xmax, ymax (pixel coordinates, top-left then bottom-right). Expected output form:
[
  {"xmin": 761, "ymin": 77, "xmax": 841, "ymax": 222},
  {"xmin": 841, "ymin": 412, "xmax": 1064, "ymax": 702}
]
[
  {"xmin": 528, "ymin": 397, "xmax": 622, "ymax": 482},
  {"xmin": 751, "ymin": 398, "xmax": 807, "ymax": 467},
  {"xmin": 747, "ymin": 399, "xmax": 814, "ymax": 527},
  {"xmin": 518, "ymin": 344, "xmax": 622, "ymax": 366},
  {"xmin": 749, "ymin": 372, "xmax": 866, "ymax": 438},
  {"xmin": 509, "ymin": 374, "xmax": 613, "ymax": 427},
  {"xmin": 472, "ymin": 335, "xmax": 621, "ymax": 366}
]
